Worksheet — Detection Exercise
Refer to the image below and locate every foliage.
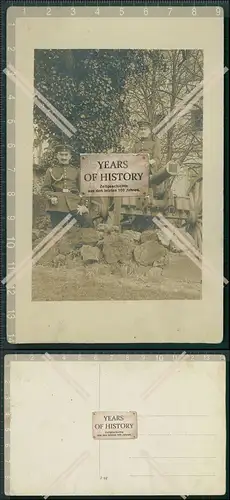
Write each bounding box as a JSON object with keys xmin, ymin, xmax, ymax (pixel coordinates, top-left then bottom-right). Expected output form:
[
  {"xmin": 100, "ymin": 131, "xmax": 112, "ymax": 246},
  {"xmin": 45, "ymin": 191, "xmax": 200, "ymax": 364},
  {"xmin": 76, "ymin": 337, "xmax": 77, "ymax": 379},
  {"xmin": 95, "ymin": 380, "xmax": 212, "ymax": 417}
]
[
  {"xmin": 34, "ymin": 49, "xmax": 203, "ymax": 176},
  {"xmin": 123, "ymin": 49, "xmax": 203, "ymax": 171},
  {"xmin": 34, "ymin": 49, "xmax": 162, "ymax": 160}
]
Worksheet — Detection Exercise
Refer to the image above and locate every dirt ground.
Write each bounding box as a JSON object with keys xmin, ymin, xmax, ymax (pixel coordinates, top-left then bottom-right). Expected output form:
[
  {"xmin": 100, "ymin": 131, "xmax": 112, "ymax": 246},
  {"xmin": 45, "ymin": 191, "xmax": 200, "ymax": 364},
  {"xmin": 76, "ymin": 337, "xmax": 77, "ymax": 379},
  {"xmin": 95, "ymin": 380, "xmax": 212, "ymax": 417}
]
[{"xmin": 32, "ymin": 256, "xmax": 201, "ymax": 301}]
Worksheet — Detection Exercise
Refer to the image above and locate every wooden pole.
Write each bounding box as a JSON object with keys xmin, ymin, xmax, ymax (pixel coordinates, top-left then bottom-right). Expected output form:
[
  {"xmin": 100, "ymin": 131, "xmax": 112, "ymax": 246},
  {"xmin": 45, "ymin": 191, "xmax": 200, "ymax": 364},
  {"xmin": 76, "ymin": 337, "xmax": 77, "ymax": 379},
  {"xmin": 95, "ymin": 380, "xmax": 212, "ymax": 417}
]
[{"xmin": 113, "ymin": 197, "xmax": 122, "ymax": 226}]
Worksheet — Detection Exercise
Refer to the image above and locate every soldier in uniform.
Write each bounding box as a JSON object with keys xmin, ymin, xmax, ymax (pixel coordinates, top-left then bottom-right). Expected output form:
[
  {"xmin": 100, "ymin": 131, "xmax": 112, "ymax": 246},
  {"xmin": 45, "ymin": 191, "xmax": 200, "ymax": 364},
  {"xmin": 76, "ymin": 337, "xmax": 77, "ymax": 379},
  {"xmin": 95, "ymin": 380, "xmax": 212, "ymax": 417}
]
[
  {"xmin": 126, "ymin": 120, "xmax": 162, "ymax": 231},
  {"xmin": 133, "ymin": 120, "xmax": 161, "ymax": 173},
  {"xmin": 42, "ymin": 144, "xmax": 94, "ymax": 228}
]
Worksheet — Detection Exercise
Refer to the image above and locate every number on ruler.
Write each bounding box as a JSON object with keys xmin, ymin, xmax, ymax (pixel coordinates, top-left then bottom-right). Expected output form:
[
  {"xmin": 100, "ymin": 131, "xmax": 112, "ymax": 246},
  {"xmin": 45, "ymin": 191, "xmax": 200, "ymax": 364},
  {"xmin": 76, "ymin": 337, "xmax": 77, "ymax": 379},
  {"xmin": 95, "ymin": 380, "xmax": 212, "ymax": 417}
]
[
  {"xmin": 156, "ymin": 354, "xmax": 164, "ymax": 361},
  {"xmin": 168, "ymin": 8, "xmax": 173, "ymax": 16},
  {"xmin": 95, "ymin": 7, "xmax": 100, "ymax": 15},
  {"xmin": 144, "ymin": 8, "xmax": 148, "ymax": 16},
  {"xmin": 120, "ymin": 7, "xmax": 124, "ymax": 16},
  {"xmin": 7, "ymin": 237, "xmax": 15, "ymax": 248},
  {"xmin": 70, "ymin": 7, "xmax": 76, "ymax": 16},
  {"xmin": 46, "ymin": 7, "xmax": 51, "ymax": 16},
  {"xmin": 7, "ymin": 311, "xmax": 15, "ymax": 319},
  {"xmin": 216, "ymin": 7, "xmax": 221, "ymax": 16},
  {"xmin": 192, "ymin": 7, "xmax": 197, "ymax": 16},
  {"xmin": 7, "ymin": 46, "xmax": 15, "ymax": 52},
  {"xmin": 7, "ymin": 119, "xmax": 15, "ymax": 124},
  {"xmin": 7, "ymin": 143, "xmax": 15, "ymax": 149},
  {"xmin": 8, "ymin": 95, "xmax": 15, "ymax": 100}
]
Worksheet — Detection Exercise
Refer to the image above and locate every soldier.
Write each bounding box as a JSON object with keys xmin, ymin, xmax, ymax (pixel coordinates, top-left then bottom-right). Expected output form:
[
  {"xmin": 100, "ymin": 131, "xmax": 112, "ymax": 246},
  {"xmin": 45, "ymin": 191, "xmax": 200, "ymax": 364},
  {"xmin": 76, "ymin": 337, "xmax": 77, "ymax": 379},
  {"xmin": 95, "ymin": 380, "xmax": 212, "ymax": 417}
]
[
  {"xmin": 133, "ymin": 120, "xmax": 161, "ymax": 173},
  {"xmin": 42, "ymin": 144, "xmax": 94, "ymax": 228}
]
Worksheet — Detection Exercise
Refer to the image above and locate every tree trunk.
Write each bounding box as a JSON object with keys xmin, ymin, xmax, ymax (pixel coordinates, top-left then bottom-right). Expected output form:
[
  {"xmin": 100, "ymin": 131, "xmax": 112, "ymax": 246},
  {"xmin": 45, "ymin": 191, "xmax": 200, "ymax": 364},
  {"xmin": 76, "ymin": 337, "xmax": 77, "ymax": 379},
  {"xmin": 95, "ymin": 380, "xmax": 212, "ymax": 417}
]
[{"xmin": 166, "ymin": 51, "xmax": 178, "ymax": 162}]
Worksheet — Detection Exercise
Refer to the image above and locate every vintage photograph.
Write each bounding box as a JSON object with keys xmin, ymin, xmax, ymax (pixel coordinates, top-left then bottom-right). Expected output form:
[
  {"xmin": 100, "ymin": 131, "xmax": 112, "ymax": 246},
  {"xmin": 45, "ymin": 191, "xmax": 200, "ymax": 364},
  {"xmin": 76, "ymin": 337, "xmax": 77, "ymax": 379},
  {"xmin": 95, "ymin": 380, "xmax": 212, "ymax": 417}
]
[{"xmin": 32, "ymin": 48, "xmax": 203, "ymax": 301}]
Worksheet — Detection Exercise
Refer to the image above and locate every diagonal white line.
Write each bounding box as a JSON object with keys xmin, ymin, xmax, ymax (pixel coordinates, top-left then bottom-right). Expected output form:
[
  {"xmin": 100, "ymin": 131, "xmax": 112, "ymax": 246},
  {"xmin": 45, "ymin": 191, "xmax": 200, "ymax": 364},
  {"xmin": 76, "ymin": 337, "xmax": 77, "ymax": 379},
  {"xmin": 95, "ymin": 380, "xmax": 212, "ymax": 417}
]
[
  {"xmin": 141, "ymin": 352, "xmax": 188, "ymax": 400},
  {"xmin": 2, "ymin": 214, "xmax": 73, "ymax": 286},
  {"xmin": 157, "ymin": 89, "xmax": 203, "ymax": 138},
  {"xmin": 154, "ymin": 217, "xmax": 204, "ymax": 271},
  {"xmin": 153, "ymin": 88, "xmax": 203, "ymax": 136},
  {"xmin": 43, "ymin": 451, "xmax": 90, "ymax": 499},
  {"xmin": 30, "ymin": 218, "xmax": 77, "ymax": 267},
  {"xmin": 7, "ymin": 217, "xmax": 76, "ymax": 286},
  {"xmin": 43, "ymin": 353, "xmax": 90, "ymax": 400},
  {"xmin": 8, "ymin": 63, "xmax": 77, "ymax": 133},
  {"xmin": 154, "ymin": 215, "xmax": 229, "ymax": 286},
  {"xmin": 157, "ymin": 213, "xmax": 202, "ymax": 260},
  {"xmin": 153, "ymin": 217, "xmax": 203, "ymax": 270},
  {"xmin": 139, "ymin": 450, "xmax": 188, "ymax": 499},
  {"xmin": 152, "ymin": 66, "xmax": 228, "ymax": 138},
  {"xmin": 4, "ymin": 68, "xmax": 73, "ymax": 137}
]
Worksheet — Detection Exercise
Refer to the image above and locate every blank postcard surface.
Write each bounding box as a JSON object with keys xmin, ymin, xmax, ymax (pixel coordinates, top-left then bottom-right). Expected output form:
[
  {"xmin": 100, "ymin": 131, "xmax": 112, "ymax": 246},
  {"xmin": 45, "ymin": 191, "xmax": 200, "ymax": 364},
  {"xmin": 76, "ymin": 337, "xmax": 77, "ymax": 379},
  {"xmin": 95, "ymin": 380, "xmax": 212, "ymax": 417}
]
[
  {"xmin": 5, "ymin": 354, "xmax": 226, "ymax": 496},
  {"xmin": 6, "ymin": 7, "xmax": 224, "ymax": 344}
]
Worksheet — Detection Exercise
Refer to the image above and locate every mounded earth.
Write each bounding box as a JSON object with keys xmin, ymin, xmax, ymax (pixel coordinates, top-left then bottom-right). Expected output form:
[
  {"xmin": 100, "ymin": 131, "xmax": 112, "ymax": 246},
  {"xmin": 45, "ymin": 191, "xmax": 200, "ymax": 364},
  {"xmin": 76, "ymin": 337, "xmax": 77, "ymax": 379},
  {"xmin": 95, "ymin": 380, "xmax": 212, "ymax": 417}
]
[{"xmin": 32, "ymin": 224, "xmax": 202, "ymax": 301}]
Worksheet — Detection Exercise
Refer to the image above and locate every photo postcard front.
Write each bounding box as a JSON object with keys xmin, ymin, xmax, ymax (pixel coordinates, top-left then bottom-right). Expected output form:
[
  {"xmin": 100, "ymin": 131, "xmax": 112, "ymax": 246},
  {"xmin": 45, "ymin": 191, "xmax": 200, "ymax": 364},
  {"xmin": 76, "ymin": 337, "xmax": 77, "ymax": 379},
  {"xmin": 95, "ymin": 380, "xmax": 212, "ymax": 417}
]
[{"xmin": 6, "ymin": 6, "xmax": 224, "ymax": 343}]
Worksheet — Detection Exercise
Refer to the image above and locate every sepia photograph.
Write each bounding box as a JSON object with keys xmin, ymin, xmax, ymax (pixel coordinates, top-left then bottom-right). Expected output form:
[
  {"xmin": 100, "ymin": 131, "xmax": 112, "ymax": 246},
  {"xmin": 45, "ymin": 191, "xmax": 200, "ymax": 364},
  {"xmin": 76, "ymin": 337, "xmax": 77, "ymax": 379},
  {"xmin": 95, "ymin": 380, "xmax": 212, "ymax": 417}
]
[{"xmin": 32, "ymin": 48, "xmax": 203, "ymax": 302}]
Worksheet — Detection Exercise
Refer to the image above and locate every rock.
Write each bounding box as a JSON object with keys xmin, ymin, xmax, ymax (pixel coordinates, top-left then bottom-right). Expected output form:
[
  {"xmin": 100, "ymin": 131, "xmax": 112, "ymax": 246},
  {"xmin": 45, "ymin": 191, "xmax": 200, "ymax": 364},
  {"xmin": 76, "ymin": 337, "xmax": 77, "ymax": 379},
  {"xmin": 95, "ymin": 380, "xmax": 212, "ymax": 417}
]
[
  {"xmin": 57, "ymin": 237, "xmax": 73, "ymax": 255},
  {"xmin": 80, "ymin": 245, "xmax": 101, "ymax": 263},
  {"xmin": 66, "ymin": 227, "xmax": 100, "ymax": 247},
  {"xmin": 140, "ymin": 230, "xmax": 158, "ymax": 244},
  {"xmin": 156, "ymin": 229, "xmax": 171, "ymax": 248},
  {"xmin": 80, "ymin": 228, "xmax": 100, "ymax": 245},
  {"xmin": 96, "ymin": 239, "xmax": 104, "ymax": 249},
  {"xmin": 122, "ymin": 230, "xmax": 141, "ymax": 243},
  {"xmin": 103, "ymin": 234, "xmax": 135, "ymax": 264},
  {"xmin": 97, "ymin": 223, "xmax": 111, "ymax": 233},
  {"xmin": 134, "ymin": 240, "xmax": 166, "ymax": 267},
  {"xmin": 97, "ymin": 223, "xmax": 120, "ymax": 234},
  {"xmin": 148, "ymin": 267, "xmax": 163, "ymax": 280}
]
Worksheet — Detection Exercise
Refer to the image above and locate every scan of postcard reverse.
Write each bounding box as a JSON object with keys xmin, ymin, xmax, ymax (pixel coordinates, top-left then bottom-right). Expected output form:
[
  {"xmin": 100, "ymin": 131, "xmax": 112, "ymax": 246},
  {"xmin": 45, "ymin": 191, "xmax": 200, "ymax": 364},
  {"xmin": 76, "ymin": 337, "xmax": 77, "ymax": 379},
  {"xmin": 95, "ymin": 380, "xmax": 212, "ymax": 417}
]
[
  {"xmin": 6, "ymin": 6, "xmax": 224, "ymax": 343},
  {"xmin": 4, "ymin": 354, "xmax": 226, "ymax": 496}
]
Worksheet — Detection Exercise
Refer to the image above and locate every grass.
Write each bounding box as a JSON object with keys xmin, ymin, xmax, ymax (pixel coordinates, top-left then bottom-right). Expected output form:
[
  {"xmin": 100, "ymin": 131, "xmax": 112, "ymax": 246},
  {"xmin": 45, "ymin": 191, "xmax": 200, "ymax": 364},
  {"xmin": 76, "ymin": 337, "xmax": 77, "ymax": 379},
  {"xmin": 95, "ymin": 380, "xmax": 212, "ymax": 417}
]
[{"xmin": 32, "ymin": 264, "xmax": 201, "ymax": 301}]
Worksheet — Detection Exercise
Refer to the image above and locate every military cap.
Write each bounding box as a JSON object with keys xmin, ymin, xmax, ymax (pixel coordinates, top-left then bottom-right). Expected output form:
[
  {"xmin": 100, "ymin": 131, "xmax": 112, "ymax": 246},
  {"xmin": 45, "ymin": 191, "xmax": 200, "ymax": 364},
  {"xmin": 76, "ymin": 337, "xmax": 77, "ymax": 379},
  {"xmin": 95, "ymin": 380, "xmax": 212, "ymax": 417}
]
[
  {"xmin": 54, "ymin": 144, "xmax": 74, "ymax": 154},
  {"xmin": 137, "ymin": 120, "xmax": 151, "ymax": 128}
]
